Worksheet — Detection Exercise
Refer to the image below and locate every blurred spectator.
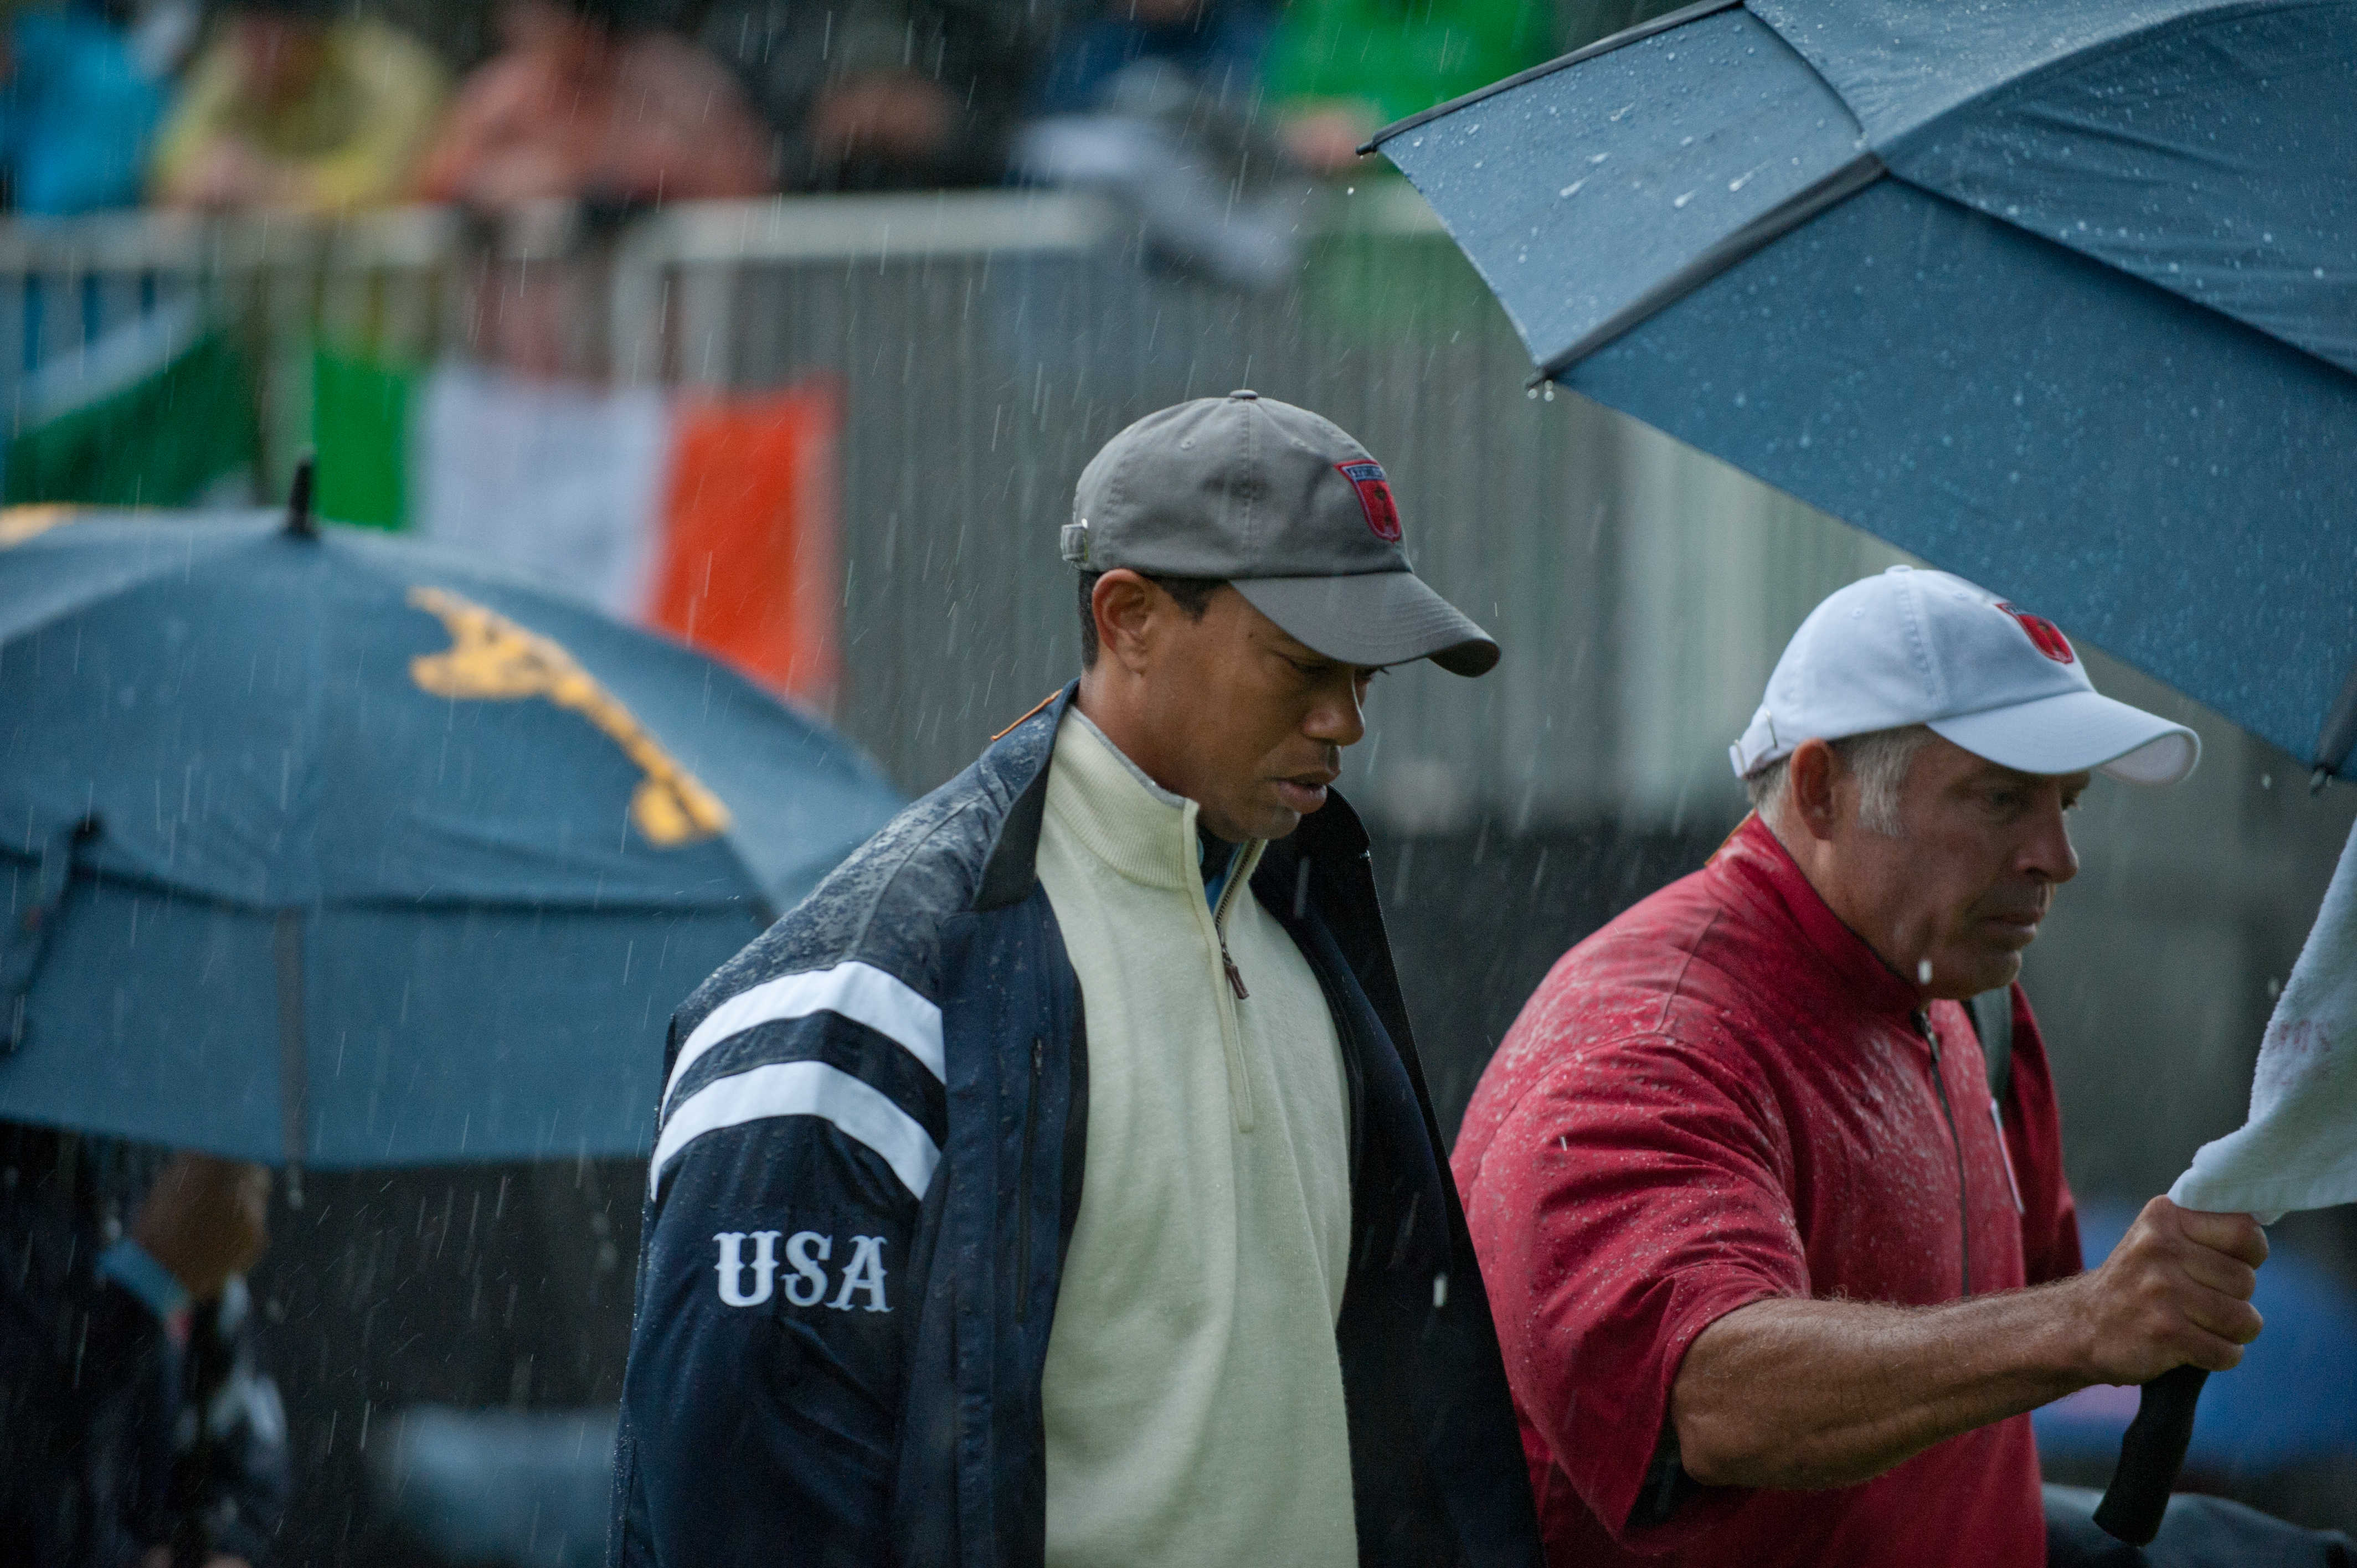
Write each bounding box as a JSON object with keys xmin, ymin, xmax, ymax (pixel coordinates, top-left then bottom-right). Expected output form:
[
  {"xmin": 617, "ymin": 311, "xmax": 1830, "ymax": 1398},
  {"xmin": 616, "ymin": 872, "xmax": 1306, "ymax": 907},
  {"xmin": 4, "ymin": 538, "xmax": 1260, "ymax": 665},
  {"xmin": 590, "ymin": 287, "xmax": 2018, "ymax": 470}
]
[
  {"xmin": 417, "ymin": 0, "xmax": 769, "ymax": 208},
  {"xmin": 1014, "ymin": 0, "xmax": 1300, "ymax": 290},
  {"xmin": 698, "ymin": 0, "xmax": 1043, "ymax": 190},
  {"xmin": 0, "ymin": 0, "xmax": 168, "ymax": 214},
  {"xmin": 1030, "ymin": 0, "xmax": 1265, "ymax": 117},
  {"xmin": 1265, "ymin": 0, "xmax": 1552, "ymax": 175},
  {"xmin": 0, "ymin": 1128, "xmax": 286, "ymax": 1567},
  {"xmin": 120, "ymin": 0, "xmax": 205, "ymax": 80},
  {"xmin": 150, "ymin": 0, "xmax": 446, "ymax": 210}
]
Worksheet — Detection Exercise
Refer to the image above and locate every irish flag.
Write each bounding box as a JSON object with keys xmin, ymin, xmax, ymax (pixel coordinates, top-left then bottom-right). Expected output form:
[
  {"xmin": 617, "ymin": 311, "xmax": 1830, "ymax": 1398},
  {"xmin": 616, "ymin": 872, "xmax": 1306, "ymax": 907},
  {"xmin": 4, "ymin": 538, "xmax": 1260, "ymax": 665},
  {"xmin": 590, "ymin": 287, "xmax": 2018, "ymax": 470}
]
[{"xmin": 315, "ymin": 349, "xmax": 840, "ymax": 711}]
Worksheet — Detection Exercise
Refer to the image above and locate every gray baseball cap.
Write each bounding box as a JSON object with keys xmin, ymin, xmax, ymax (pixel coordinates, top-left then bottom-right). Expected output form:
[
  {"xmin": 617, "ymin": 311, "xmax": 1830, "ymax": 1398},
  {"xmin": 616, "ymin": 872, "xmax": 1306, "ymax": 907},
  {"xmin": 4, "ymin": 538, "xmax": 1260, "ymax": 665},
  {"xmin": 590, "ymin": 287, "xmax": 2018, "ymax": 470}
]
[{"xmin": 1060, "ymin": 390, "xmax": 1500, "ymax": 676}]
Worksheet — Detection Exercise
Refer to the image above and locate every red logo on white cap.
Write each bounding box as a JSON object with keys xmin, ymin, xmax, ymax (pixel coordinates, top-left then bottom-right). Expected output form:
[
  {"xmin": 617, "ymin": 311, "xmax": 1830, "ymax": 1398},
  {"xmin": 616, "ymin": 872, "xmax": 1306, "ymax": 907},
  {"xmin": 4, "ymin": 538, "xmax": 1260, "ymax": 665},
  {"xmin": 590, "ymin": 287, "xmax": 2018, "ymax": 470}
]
[
  {"xmin": 1335, "ymin": 461, "xmax": 1402, "ymax": 542},
  {"xmin": 1996, "ymin": 602, "xmax": 2075, "ymax": 664}
]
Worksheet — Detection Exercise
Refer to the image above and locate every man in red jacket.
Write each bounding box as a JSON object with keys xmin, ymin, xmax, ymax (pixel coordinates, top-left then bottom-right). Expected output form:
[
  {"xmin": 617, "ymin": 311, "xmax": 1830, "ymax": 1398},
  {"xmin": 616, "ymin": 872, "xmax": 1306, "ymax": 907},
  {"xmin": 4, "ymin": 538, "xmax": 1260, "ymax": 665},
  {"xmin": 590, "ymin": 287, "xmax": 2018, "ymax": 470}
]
[{"xmin": 1454, "ymin": 565, "xmax": 2271, "ymax": 1567}]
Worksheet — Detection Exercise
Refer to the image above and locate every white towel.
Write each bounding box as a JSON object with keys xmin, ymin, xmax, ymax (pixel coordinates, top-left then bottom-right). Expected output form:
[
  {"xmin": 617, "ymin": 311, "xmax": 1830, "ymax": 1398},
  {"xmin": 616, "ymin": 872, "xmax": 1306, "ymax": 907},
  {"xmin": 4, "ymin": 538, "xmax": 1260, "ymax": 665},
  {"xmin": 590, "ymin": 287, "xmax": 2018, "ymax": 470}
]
[{"xmin": 2171, "ymin": 815, "xmax": 2357, "ymax": 1223}]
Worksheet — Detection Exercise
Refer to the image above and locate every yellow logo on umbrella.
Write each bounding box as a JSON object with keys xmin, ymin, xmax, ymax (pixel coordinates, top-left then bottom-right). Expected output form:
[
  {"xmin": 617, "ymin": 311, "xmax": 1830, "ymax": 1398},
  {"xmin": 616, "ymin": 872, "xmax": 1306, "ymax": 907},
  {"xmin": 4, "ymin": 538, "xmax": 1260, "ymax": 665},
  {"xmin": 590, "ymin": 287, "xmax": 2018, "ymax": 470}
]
[{"xmin": 406, "ymin": 586, "xmax": 732, "ymax": 848}]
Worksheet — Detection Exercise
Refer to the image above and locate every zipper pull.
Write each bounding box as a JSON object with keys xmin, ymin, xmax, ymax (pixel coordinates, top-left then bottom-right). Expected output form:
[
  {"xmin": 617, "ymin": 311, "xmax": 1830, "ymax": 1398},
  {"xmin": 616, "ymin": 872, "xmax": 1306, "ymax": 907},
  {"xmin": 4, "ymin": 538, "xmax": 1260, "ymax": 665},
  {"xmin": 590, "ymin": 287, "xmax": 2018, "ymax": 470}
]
[
  {"xmin": 1222, "ymin": 944, "xmax": 1249, "ymax": 1000},
  {"xmin": 1989, "ymin": 1097, "xmax": 2026, "ymax": 1215}
]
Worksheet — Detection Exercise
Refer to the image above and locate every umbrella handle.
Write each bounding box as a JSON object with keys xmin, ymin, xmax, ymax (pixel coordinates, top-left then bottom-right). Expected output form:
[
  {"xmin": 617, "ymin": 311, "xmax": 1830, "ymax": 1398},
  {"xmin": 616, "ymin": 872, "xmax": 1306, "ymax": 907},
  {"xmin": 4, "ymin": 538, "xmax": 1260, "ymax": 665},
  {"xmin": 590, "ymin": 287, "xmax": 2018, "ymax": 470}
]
[{"xmin": 2091, "ymin": 1363, "xmax": 2209, "ymax": 1545}]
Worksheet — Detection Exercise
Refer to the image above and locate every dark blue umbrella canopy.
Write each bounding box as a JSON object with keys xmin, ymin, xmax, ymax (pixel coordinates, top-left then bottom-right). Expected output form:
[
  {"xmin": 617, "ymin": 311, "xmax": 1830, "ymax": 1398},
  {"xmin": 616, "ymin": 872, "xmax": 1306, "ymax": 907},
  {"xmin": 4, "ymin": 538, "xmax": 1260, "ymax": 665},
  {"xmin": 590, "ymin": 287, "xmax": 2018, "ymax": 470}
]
[
  {"xmin": 1373, "ymin": 0, "xmax": 2357, "ymax": 770},
  {"xmin": 0, "ymin": 511, "xmax": 902, "ymax": 1168}
]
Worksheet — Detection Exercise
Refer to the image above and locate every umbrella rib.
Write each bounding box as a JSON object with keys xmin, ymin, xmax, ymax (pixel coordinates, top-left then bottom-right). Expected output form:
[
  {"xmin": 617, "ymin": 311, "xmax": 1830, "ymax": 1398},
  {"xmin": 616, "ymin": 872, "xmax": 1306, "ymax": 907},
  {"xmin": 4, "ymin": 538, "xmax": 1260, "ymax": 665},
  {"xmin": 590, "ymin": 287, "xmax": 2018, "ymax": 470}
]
[
  {"xmin": 1530, "ymin": 152, "xmax": 1886, "ymax": 384},
  {"xmin": 272, "ymin": 910, "xmax": 309, "ymax": 1195},
  {"xmin": 1362, "ymin": 0, "xmax": 1743, "ymax": 152},
  {"xmin": 2309, "ymin": 652, "xmax": 2357, "ymax": 787}
]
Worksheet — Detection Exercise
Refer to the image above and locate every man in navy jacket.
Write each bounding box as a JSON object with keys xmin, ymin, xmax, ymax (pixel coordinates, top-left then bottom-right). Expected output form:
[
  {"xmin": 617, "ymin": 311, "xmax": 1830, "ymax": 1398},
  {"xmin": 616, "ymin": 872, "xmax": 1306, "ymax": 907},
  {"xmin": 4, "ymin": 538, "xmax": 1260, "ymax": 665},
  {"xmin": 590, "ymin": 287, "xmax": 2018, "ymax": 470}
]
[{"xmin": 612, "ymin": 393, "xmax": 1542, "ymax": 1567}]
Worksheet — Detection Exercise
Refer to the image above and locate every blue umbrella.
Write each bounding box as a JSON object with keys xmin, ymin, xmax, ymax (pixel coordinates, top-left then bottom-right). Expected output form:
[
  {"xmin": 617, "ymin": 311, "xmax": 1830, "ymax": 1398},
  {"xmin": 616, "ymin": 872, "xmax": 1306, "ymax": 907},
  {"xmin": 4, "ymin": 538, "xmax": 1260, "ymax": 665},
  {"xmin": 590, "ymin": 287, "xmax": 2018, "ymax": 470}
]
[
  {"xmin": 1371, "ymin": 0, "xmax": 2357, "ymax": 773},
  {"xmin": 0, "ymin": 503, "xmax": 902, "ymax": 1172}
]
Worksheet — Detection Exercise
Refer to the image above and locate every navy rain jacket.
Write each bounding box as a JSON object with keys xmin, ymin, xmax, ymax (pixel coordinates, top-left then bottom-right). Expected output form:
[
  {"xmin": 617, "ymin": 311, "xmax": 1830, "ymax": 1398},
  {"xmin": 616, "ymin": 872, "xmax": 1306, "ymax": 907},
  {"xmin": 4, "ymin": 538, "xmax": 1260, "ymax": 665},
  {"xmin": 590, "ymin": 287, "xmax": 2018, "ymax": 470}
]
[{"xmin": 611, "ymin": 685, "xmax": 1541, "ymax": 1567}]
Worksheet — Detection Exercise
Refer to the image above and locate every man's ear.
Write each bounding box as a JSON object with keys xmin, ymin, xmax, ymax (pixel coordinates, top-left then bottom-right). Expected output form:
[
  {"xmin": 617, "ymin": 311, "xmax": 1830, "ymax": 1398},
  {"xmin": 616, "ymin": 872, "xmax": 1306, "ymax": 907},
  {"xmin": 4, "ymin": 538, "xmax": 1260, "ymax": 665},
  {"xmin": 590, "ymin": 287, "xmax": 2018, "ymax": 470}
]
[
  {"xmin": 1090, "ymin": 569, "xmax": 1160, "ymax": 677},
  {"xmin": 1786, "ymin": 737, "xmax": 1844, "ymax": 842}
]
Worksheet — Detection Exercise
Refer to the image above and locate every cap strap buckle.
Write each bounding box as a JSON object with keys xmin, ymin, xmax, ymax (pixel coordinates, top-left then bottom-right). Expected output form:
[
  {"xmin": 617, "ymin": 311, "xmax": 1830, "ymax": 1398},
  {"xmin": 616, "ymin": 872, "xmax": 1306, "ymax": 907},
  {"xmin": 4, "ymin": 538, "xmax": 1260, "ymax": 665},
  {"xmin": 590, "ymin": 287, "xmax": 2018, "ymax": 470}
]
[{"xmin": 1059, "ymin": 522, "xmax": 1091, "ymax": 566}]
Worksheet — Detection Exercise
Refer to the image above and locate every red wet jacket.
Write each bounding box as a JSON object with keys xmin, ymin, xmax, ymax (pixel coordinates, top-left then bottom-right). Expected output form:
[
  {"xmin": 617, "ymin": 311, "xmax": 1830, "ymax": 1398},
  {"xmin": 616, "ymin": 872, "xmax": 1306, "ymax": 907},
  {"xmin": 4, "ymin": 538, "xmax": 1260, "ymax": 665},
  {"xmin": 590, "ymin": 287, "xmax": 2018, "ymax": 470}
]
[{"xmin": 1453, "ymin": 816, "xmax": 2081, "ymax": 1567}]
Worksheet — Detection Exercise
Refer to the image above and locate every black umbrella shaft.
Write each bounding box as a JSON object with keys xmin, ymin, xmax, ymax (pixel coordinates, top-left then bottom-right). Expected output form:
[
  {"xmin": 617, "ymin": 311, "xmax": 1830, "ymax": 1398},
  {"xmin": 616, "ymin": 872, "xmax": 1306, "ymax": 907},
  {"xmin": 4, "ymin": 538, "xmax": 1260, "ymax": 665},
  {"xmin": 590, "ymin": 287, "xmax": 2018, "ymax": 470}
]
[
  {"xmin": 2312, "ymin": 652, "xmax": 2357, "ymax": 787},
  {"xmin": 2092, "ymin": 1363, "xmax": 2207, "ymax": 1545}
]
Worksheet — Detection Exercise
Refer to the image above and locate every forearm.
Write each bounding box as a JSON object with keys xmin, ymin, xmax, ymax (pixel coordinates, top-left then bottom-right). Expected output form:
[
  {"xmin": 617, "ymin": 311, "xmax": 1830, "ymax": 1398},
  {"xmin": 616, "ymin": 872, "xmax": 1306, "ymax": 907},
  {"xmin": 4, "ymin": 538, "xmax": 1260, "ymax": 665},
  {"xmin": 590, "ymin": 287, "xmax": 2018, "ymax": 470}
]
[
  {"xmin": 1671, "ymin": 1281, "xmax": 2090, "ymax": 1490},
  {"xmin": 1671, "ymin": 1198, "xmax": 2268, "ymax": 1492}
]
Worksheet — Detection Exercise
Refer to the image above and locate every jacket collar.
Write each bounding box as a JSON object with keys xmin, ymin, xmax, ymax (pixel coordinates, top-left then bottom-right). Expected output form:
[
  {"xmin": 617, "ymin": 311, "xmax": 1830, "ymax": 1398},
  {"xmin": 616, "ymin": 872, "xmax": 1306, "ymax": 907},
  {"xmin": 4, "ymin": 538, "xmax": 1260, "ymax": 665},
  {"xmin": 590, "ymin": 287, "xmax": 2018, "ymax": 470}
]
[
  {"xmin": 974, "ymin": 682, "xmax": 1075, "ymax": 910},
  {"xmin": 1046, "ymin": 709, "xmax": 1270, "ymax": 895},
  {"xmin": 1715, "ymin": 813, "xmax": 1924, "ymax": 1020},
  {"xmin": 973, "ymin": 679, "xmax": 1375, "ymax": 911}
]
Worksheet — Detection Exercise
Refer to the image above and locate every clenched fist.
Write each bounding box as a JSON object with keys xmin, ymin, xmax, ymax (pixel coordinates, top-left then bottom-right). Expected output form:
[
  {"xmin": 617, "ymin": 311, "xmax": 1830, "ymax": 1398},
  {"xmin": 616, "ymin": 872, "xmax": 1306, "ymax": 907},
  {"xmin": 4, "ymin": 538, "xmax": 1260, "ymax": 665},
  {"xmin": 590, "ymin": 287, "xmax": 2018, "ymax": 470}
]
[{"xmin": 2066, "ymin": 1195, "xmax": 2266, "ymax": 1385}]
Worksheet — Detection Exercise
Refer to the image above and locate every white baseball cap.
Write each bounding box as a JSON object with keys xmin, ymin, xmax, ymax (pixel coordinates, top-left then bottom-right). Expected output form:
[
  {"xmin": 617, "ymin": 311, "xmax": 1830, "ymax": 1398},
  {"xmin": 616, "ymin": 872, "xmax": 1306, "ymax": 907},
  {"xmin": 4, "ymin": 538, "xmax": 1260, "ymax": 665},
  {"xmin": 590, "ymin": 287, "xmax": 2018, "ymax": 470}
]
[{"xmin": 1730, "ymin": 565, "xmax": 2199, "ymax": 786}]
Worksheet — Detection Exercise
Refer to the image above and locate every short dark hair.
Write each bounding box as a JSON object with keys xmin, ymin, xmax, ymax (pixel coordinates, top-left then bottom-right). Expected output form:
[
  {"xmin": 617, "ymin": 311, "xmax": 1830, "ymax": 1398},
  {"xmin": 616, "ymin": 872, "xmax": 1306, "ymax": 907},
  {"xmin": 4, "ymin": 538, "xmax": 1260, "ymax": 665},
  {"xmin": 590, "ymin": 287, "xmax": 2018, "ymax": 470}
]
[{"xmin": 1077, "ymin": 570, "xmax": 1226, "ymax": 667}]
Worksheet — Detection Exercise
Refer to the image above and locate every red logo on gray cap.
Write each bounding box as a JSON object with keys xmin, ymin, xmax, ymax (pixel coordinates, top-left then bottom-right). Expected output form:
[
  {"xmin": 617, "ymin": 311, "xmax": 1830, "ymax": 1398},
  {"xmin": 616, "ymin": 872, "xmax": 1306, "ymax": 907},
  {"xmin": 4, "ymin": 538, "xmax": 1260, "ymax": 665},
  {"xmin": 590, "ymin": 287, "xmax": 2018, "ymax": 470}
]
[
  {"xmin": 1336, "ymin": 461, "xmax": 1402, "ymax": 542},
  {"xmin": 1996, "ymin": 602, "xmax": 2075, "ymax": 664}
]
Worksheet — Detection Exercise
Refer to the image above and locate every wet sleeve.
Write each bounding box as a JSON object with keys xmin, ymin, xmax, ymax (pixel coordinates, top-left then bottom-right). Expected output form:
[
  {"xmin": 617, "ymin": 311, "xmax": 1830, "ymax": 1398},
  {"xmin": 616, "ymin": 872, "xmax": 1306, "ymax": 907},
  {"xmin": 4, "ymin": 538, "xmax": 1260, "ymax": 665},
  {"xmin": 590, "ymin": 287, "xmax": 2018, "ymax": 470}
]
[
  {"xmin": 2004, "ymin": 987, "xmax": 2083, "ymax": 1286},
  {"xmin": 1459, "ymin": 1029, "xmax": 1807, "ymax": 1552},
  {"xmin": 614, "ymin": 1009, "xmax": 933, "ymax": 1568}
]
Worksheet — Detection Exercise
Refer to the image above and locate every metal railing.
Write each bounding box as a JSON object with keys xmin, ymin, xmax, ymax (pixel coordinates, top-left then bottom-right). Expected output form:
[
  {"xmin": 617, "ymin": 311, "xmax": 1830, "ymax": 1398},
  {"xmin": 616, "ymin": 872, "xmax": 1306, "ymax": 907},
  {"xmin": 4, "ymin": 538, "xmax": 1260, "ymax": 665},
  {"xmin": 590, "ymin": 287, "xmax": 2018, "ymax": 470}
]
[{"xmin": 0, "ymin": 189, "xmax": 1936, "ymax": 828}]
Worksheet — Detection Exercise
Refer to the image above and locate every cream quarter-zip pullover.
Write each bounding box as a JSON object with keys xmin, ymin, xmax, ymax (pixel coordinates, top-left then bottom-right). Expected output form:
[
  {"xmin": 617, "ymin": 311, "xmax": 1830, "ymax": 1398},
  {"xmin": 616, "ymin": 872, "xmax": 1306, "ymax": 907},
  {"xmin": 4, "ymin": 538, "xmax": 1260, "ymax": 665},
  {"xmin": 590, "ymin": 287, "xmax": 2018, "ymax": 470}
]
[{"xmin": 1034, "ymin": 709, "xmax": 1357, "ymax": 1568}]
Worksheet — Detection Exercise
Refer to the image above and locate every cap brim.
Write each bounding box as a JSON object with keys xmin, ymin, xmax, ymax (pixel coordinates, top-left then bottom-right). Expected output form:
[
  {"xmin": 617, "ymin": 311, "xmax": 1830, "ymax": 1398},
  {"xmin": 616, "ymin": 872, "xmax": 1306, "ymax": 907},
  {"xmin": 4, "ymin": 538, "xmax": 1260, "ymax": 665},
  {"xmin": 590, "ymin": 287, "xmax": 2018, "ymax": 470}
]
[
  {"xmin": 1929, "ymin": 689, "xmax": 2200, "ymax": 785},
  {"xmin": 1233, "ymin": 572, "xmax": 1499, "ymax": 676}
]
